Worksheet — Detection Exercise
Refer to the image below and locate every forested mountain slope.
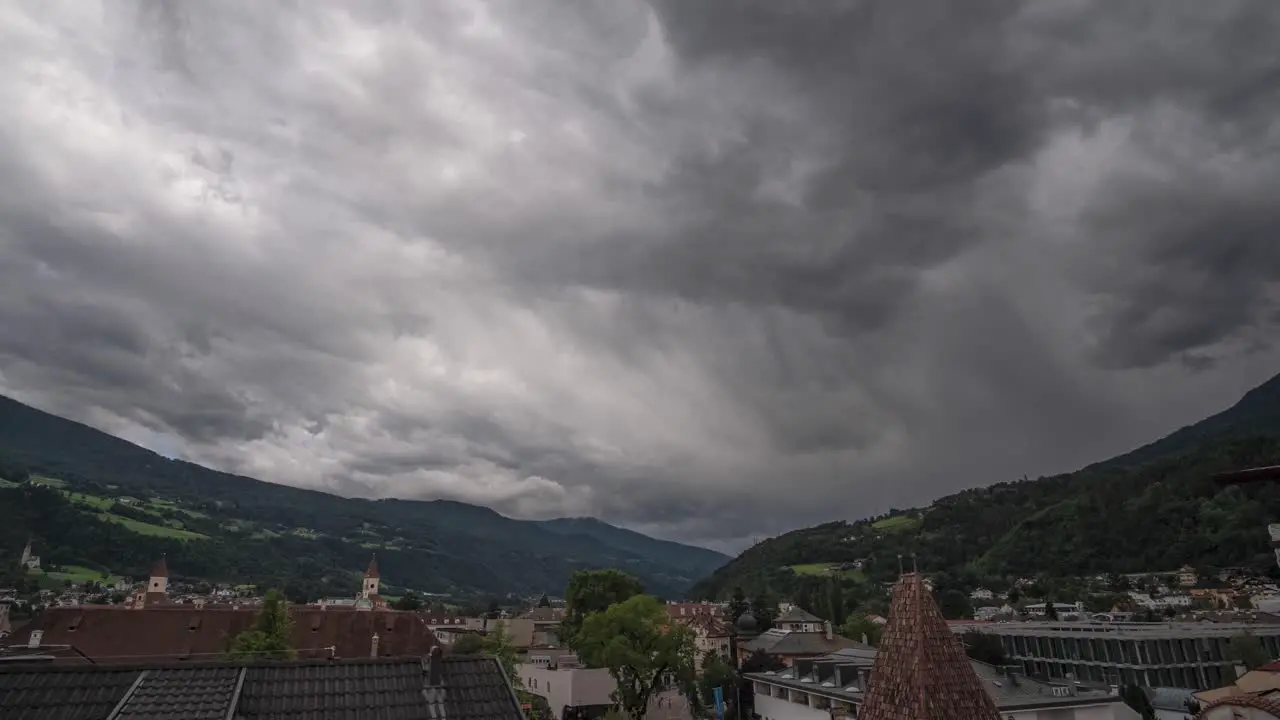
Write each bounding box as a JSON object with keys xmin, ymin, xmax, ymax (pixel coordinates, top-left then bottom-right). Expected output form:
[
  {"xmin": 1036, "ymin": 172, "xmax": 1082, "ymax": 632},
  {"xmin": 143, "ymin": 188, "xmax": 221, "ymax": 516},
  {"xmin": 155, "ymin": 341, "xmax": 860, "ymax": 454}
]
[
  {"xmin": 693, "ymin": 373, "xmax": 1280, "ymax": 601},
  {"xmin": 0, "ymin": 394, "xmax": 724, "ymax": 599}
]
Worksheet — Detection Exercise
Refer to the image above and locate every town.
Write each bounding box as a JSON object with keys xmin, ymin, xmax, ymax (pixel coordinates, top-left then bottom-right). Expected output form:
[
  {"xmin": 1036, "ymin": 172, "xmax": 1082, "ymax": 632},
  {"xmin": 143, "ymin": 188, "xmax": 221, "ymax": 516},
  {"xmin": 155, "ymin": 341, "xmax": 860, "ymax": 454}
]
[{"xmin": 8, "ymin": 528, "xmax": 1280, "ymax": 719}]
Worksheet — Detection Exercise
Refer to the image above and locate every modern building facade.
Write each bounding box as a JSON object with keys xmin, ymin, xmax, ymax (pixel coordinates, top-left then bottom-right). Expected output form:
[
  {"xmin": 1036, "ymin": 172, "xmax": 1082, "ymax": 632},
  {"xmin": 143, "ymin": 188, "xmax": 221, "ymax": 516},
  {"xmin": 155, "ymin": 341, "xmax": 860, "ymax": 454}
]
[{"xmin": 952, "ymin": 621, "xmax": 1280, "ymax": 689}]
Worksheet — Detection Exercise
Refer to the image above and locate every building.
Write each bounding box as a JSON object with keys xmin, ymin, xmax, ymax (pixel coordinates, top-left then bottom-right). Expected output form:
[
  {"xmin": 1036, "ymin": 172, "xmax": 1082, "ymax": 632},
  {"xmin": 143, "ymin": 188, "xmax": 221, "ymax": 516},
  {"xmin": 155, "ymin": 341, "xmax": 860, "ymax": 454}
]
[
  {"xmin": 737, "ymin": 624, "xmax": 866, "ymax": 667},
  {"xmin": 521, "ymin": 659, "xmax": 618, "ymax": 719},
  {"xmin": 971, "ymin": 588, "xmax": 995, "ymax": 601},
  {"xmin": 1180, "ymin": 566, "xmax": 1199, "ymax": 588},
  {"xmin": 520, "ymin": 655, "xmax": 690, "ymax": 720},
  {"xmin": 355, "ymin": 554, "xmax": 388, "ymax": 610},
  {"xmin": 0, "ymin": 647, "xmax": 525, "ymax": 720},
  {"xmin": 685, "ymin": 614, "xmax": 732, "ymax": 670},
  {"xmin": 665, "ymin": 601, "xmax": 724, "ymax": 619},
  {"xmin": 1197, "ymin": 694, "xmax": 1280, "ymax": 720},
  {"xmin": 19, "ymin": 538, "xmax": 39, "ymax": 571},
  {"xmin": 1147, "ymin": 687, "xmax": 1200, "ymax": 720},
  {"xmin": 951, "ymin": 620, "xmax": 1280, "ymax": 689},
  {"xmin": 774, "ymin": 607, "xmax": 824, "ymax": 633},
  {"xmin": 748, "ymin": 573, "xmax": 1133, "ymax": 720},
  {"xmin": 1025, "ymin": 601, "xmax": 1086, "ymax": 618},
  {"xmin": 3, "ymin": 557, "xmax": 437, "ymax": 663}
]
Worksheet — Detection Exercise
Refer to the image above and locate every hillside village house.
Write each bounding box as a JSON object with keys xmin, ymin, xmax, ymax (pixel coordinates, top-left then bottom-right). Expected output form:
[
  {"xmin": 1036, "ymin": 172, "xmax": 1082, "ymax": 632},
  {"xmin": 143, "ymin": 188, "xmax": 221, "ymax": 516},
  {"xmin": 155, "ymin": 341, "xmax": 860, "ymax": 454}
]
[
  {"xmin": 4, "ymin": 556, "xmax": 437, "ymax": 663},
  {"xmin": 736, "ymin": 614, "xmax": 866, "ymax": 668},
  {"xmin": 748, "ymin": 574, "xmax": 1136, "ymax": 720}
]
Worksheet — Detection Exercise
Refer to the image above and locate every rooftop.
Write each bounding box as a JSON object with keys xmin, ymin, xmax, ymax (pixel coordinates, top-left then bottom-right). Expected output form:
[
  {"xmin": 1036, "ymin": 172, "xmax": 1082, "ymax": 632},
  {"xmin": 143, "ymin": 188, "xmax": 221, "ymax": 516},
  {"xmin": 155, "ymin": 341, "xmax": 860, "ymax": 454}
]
[
  {"xmin": 948, "ymin": 620, "xmax": 1280, "ymax": 639},
  {"xmin": 0, "ymin": 651, "xmax": 525, "ymax": 720},
  {"xmin": 5, "ymin": 605, "xmax": 437, "ymax": 664}
]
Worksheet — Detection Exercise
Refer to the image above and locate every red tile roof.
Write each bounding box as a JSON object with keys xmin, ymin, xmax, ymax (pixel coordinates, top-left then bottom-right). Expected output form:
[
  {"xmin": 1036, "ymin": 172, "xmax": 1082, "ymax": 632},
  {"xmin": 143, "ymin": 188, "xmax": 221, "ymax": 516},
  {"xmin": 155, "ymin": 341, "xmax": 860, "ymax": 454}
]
[
  {"xmin": 1196, "ymin": 693, "xmax": 1280, "ymax": 719},
  {"xmin": 6, "ymin": 606, "xmax": 436, "ymax": 664},
  {"xmin": 859, "ymin": 573, "xmax": 1001, "ymax": 720}
]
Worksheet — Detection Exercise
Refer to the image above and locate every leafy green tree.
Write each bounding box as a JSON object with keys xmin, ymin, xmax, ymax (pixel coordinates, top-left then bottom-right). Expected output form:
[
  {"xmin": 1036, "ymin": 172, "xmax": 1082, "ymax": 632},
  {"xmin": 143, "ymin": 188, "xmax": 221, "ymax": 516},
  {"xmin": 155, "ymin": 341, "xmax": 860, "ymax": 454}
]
[
  {"xmin": 393, "ymin": 592, "xmax": 424, "ymax": 611},
  {"xmin": 230, "ymin": 589, "xmax": 295, "ymax": 660},
  {"xmin": 962, "ymin": 631, "xmax": 1006, "ymax": 666},
  {"xmin": 1229, "ymin": 631, "xmax": 1270, "ymax": 670},
  {"xmin": 562, "ymin": 569, "xmax": 645, "ymax": 649},
  {"xmin": 839, "ymin": 614, "xmax": 882, "ymax": 646},
  {"xmin": 452, "ymin": 633, "xmax": 485, "ymax": 654},
  {"xmin": 827, "ymin": 579, "xmax": 845, "ymax": 626},
  {"xmin": 1120, "ymin": 685, "xmax": 1155, "ymax": 720},
  {"xmin": 726, "ymin": 586, "xmax": 749, "ymax": 624},
  {"xmin": 576, "ymin": 594, "xmax": 695, "ymax": 720},
  {"xmin": 750, "ymin": 589, "xmax": 778, "ymax": 632},
  {"xmin": 1043, "ymin": 595, "xmax": 1058, "ymax": 621},
  {"xmin": 483, "ymin": 620, "xmax": 523, "ymax": 689},
  {"xmin": 687, "ymin": 651, "xmax": 739, "ymax": 720}
]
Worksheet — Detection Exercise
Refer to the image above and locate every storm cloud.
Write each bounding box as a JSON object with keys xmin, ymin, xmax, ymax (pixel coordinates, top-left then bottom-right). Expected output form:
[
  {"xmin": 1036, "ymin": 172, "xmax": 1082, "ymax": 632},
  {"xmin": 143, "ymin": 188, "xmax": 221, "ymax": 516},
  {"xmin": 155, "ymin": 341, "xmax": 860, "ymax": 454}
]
[{"xmin": 2, "ymin": 0, "xmax": 1280, "ymax": 551}]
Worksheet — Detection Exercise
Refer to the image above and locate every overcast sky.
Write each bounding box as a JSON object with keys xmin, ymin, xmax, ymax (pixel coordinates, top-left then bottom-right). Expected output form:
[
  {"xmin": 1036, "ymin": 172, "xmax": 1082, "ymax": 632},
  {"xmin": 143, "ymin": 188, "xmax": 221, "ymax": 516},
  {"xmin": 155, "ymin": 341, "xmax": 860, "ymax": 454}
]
[{"xmin": 2, "ymin": 1, "xmax": 1279, "ymax": 553}]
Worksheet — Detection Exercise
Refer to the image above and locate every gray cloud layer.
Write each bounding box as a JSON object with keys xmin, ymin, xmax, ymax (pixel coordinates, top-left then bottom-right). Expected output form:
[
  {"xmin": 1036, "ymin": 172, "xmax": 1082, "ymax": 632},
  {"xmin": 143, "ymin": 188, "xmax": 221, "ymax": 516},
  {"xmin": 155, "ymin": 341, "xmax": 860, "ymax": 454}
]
[{"xmin": 3, "ymin": 0, "xmax": 1279, "ymax": 552}]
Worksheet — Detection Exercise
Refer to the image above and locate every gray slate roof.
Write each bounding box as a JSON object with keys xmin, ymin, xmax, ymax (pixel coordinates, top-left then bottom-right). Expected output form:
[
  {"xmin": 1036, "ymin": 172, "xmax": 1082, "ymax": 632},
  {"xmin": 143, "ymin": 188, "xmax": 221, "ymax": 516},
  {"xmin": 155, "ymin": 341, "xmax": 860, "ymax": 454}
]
[{"xmin": 0, "ymin": 654, "xmax": 525, "ymax": 720}]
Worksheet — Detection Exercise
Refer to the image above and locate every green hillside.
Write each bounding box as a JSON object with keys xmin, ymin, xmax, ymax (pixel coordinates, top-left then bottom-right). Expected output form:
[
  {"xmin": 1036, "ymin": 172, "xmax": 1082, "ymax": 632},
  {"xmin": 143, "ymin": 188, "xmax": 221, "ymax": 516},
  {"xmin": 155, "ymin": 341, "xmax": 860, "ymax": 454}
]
[
  {"xmin": 692, "ymin": 373, "xmax": 1280, "ymax": 602},
  {"xmin": 0, "ymin": 395, "xmax": 725, "ymax": 600}
]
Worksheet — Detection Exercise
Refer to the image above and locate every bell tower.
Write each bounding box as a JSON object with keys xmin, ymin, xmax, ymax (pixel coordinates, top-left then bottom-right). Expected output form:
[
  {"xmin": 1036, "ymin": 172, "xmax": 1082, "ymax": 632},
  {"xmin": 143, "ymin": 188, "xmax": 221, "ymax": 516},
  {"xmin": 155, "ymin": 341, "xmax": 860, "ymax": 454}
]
[{"xmin": 362, "ymin": 555, "xmax": 380, "ymax": 599}]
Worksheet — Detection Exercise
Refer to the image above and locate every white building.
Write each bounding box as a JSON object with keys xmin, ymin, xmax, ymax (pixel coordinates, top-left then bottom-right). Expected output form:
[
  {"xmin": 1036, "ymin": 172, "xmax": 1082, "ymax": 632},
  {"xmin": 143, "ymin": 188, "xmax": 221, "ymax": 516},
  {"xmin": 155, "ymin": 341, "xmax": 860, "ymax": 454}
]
[
  {"xmin": 1026, "ymin": 602, "xmax": 1086, "ymax": 618},
  {"xmin": 749, "ymin": 648, "xmax": 1136, "ymax": 720},
  {"xmin": 971, "ymin": 588, "xmax": 995, "ymax": 601}
]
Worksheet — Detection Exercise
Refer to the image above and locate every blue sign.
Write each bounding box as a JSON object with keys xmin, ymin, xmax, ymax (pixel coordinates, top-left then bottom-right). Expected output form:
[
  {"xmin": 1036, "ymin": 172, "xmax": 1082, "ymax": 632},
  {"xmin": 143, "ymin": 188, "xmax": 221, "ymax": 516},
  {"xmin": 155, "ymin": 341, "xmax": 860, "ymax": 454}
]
[{"xmin": 713, "ymin": 686, "xmax": 724, "ymax": 720}]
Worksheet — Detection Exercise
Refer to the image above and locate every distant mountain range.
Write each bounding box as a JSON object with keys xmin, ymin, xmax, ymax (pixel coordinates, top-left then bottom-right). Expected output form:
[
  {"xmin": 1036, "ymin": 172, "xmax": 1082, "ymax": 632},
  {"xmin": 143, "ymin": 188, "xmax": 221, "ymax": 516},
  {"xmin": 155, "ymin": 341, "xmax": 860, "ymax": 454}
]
[
  {"xmin": 0, "ymin": 394, "xmax": 728, "ymax": 599},
  {"xmin": 692, "ymin": 372, "xmax": 1280, "ymax": 601}
]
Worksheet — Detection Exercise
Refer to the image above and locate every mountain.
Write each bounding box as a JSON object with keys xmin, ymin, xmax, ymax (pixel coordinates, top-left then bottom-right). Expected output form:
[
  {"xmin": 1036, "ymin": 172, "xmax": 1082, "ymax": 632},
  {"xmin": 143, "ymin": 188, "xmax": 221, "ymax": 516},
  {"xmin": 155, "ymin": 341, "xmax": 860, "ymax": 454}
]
[
  {"xmin": 535, "ymin": 517, "xmax": 728, "ymax": 578},
  {"xmin": 0, "ymin": 394, "xmax": 726, "ymax": 600},
  {"xmin": 691, "ymin": 372, "xmax": 1280, "ymax": 602}
]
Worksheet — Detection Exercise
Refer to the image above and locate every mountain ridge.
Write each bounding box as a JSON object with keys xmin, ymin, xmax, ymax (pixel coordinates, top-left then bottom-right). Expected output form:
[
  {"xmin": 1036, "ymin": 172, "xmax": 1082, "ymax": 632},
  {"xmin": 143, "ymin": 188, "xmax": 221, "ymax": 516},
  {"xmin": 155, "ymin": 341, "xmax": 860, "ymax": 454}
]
[
  {"xmin": 0, "ymin": 393, "xmax": 725, "ymax": 598},
  {"xmin": 691, "ymin": 371, "xmax": 1280, "ymax": 601}
]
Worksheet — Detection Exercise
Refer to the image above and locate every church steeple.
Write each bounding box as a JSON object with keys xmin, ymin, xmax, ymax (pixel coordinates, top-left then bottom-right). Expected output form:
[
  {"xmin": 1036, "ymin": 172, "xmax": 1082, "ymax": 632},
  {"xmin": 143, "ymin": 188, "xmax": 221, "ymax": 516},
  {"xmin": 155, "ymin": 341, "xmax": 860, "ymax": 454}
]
[
  {"xmin": 147, "ymin": 555, "xmax": 169, "ymax": 596},
  {"xmin": 362, "ymin": 555, "xmax": 380, "ymax": 599},
  {"xmin": 858, "ymin": 573, "xmax": 1000, "ymax": 720}
]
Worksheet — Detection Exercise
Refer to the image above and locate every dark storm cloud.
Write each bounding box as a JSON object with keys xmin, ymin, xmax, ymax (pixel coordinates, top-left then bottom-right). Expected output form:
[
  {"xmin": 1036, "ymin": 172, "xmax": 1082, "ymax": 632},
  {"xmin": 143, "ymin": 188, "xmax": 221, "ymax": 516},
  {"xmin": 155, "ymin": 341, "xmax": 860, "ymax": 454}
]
[{"xmin": 2, "ymin": 0, "xmax": 1279, "ymax": 550}]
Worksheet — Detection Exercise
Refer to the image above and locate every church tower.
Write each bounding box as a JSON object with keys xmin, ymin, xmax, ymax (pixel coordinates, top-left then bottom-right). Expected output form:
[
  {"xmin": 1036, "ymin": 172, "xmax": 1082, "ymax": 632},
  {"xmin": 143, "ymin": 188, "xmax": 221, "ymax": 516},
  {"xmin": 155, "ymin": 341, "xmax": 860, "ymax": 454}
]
[
  {"xmin": 143, "ymin": 556, "xmax": 170, "ymax": 607},
  {"xmin": 362, "ymin": 555, "xmax": 380, "ymax": 599},
  {"xmin": 20, "ymin": 538, "xmax": 32, "ymax": 567}
]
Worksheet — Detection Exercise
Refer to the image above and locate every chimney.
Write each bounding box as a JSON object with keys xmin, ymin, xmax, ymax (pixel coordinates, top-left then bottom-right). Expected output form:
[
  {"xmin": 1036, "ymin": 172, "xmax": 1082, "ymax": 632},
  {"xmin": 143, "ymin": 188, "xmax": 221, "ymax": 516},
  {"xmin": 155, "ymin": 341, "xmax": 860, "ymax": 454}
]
[
  {"xmin": 824, "ymin": 620, "xmax": 833, "ymax": 640},
  {"xmin": 370, "ymin": 633, "xmax": 380, "ymax": 658},
  {"xmin": 428, "ymin": 646, "xmax": 444, "ymax": 686},
  {"xmin": 28, "ymin": 629, "xmax": 44, "ymax": 649}
]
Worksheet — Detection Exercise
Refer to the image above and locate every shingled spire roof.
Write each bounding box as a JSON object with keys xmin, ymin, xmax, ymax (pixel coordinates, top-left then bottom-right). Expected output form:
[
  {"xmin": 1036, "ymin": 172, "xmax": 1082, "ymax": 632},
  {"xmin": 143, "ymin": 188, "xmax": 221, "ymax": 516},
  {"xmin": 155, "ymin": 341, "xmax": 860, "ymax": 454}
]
[
  {"xmin": 365, "ymin": 554, "xmax": 380, "ymax": 579},
  {"xmin": 150, "ymin": 555, "xmax": 169, "ymax": 578},
  {"xmin": 858, "ymin": 573, "xmax": 1000, "ymax": 720}
]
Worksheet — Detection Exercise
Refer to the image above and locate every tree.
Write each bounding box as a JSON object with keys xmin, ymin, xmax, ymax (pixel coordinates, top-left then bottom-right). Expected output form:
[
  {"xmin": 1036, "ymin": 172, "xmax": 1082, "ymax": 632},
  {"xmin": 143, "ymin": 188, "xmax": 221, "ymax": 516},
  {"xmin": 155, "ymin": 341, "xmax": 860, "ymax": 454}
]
[
  {"xmin": 936, "ymin": 589, "xmax": 972, "ymax": 620},
  {"xmin": 483, "ymin": 621, "xmax": 523, "ymax": 689},
  {"xmin": 230, "ymin": 589, "xmax": 296, "ymax": 660},
  {"xmin": 1120, "ymin": 685, "xmax": 1156, "ymax": 720},
  {"xmin": 1229, "ymin": 631, "xmax": 1270, "ymax": 670},
  {"xmin": 689, "ymin": 651, "xmax": 739, "ymax": 720},
  {"xmin": 750, "ymin": 589, "xmax": 778, "ymax": 632},
  {"xmin": 839, "ymin": 614, "xmax": 882, "ymax": 647},
  {"xmin": 452, "ymin": 633, "xmax": 485, "ymax": 654},
  {"xmin": 962, "ymin": 631, "xmax": 1006, "ymax": 666},
  {"xmin": 575, "ymin": 594, "xmax": 695, "ymax": 720},
  {"xmin": 485, "ymin": 598, "xmax": 502, "ymax": 619},
  {"xmin": 393, "ymin": 592, "xmax": 424, "ymax": 611},
  {"xmin": 562, "ymin": 569, "xmax": 645, "ymax": 649},
  {"xmin": 726, "ymin": 586, "xmax": 749, "ymax": 625},
  {"xmin": 827, "ymin": 579, "xmax": 845, "ymax": 626},
  {"xmin": 1043, "ymin": 595, "xmax": 1059, "ymax": 621}
]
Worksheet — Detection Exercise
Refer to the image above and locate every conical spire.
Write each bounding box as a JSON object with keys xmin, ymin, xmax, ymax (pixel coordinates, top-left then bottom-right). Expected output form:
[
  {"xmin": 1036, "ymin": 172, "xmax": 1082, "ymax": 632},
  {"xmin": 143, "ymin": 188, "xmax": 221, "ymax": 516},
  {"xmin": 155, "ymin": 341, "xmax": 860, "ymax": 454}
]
[
  {"xmin": 365, "ymin": 554, "xmax": 380, "ymax": 579},
  {"xmin": 858, "ymin": 573, "xmax": 1000, "ymax": 720},
  {"xmin": 151, "ymin": 555, "xmax": 169, "ymax": 578}
]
